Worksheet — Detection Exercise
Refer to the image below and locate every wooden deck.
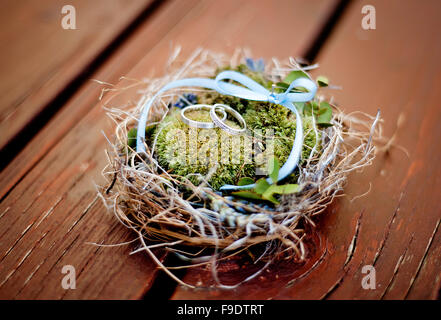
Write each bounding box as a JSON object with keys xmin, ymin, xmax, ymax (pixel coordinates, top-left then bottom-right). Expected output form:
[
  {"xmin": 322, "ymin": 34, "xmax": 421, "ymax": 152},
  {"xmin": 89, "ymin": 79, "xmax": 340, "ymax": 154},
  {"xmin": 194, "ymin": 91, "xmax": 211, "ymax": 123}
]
[{"xmin": 0, "ymin": 0, "xmax": 440, "ymax": 300}]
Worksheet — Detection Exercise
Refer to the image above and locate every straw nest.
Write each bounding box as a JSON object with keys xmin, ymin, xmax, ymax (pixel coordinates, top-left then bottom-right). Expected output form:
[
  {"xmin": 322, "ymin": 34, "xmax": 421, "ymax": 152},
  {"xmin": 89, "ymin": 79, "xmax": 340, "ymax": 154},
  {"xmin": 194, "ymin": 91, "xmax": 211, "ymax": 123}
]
[{"xmin": 98, "ymin": 48, "xmax": 381, "ymax": 288}]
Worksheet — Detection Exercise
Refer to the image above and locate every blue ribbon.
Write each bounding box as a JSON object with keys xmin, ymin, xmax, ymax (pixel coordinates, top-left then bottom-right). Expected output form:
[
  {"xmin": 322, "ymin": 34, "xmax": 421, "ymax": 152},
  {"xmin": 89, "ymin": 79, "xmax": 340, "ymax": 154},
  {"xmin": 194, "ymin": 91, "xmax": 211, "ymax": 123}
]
[{"xmin": 136, "ymin": 70, "xmax": 317, "ymax": 191}]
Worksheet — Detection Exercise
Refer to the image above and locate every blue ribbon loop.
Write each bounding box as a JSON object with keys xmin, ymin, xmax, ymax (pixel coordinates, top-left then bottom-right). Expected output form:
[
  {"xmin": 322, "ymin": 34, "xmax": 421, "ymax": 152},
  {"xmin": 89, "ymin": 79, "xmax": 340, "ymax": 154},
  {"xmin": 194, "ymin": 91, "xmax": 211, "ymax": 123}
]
[{"xmin": 136, "ymin": 70, "xmax": 317, "ymax": 191}]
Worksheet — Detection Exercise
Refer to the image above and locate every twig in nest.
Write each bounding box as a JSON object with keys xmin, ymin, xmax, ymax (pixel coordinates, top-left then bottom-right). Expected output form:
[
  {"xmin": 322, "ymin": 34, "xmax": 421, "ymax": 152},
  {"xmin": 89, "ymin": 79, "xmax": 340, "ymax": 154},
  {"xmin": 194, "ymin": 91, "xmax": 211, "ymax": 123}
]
[{"xmin": 98, "ymin": 48, "xmax": 381, "ymax": 289}]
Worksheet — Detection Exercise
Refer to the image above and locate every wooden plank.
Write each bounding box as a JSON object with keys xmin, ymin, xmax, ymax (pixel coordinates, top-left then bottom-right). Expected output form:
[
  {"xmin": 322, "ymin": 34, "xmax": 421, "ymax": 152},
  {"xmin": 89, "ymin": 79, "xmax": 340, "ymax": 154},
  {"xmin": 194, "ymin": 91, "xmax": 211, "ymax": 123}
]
[
  {"xmin": 0, "ymin": 0, "xmax": 154, "ymax": 152},
  {"xmin": 0, "ymin": 0, "xmax": 201, "ymax": 300},
  {"xmin": 0, "ymin": 0, "xmax": 338, "ymax": 299},
  {"xmin": 405, "ymin": 220, "xmax": 441, "ymax": 300},
  {"xmin": 0, "ymin": 0, "xmax": 192, "ymax": 201},
  {"xmin": 172, "ymin": 0, "xmax": 441, "ymax": 299}
]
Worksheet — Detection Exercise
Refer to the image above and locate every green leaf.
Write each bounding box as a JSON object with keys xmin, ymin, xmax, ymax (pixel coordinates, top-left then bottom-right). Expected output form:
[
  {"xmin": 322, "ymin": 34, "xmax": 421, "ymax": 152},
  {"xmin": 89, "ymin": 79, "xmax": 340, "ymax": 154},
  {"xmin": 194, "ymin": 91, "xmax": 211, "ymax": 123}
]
[
  {"xmin": 262, "ymin": 194, "xmax": 279, "ymax": 204},
  {"xmin": 316, "ymin": 76, "xmax": 329, "ymax": 87},
  {"xmin": 232, "ymin": 190, "xmax": 262, "ymax": 200},
  {"xmin": 127, "ymin": 128, "xmax": 137, "ymax": 148},
  {"xmin": 275, "ymin": 82, "xmax": 289, "ymax": 90},
  {"xmin": 260, "ymin": 183, "xmax": 301, "ymax": 204},
  {"xmin": 274, "ymin": 82, "xmax": 304, "ymax": 94},
  {"xmin": 284, "ymin": 70, "xmax": 309, "ymax": 84},
  {"xmin": 275, "ymin": 82, "xmax": 307, "ymax": 94},
  {"xmin": 270, "ymin": 184, "xmax": 300, "ymax": 195},
  {"xmin": 261, "ymin": 185, "xmax": 280, "ymax": 204},
  {"xmin": 294, "ymin": 102, "xmax": 304, "ymax": 114},
  {"xmin": 317, "ymin": 102, "xmax": 333, "ymax": 124},
  {"xmin": 304, "ymin": 101, "xmax": 319, "ymax": 116},
  {"xmin": 304, "ymin": 103, "xmax": 312, "ymax": 116},
  {"xmin": 237, "ymin": 177, "xmax": 255, "ymax": 186},
  {"xmin": 268, "ymin": 157, "xmax": 280, "ymax": 183},
  {"xmin": 255, "ymin": 178, "xmax": 271, "ymax": 195}
]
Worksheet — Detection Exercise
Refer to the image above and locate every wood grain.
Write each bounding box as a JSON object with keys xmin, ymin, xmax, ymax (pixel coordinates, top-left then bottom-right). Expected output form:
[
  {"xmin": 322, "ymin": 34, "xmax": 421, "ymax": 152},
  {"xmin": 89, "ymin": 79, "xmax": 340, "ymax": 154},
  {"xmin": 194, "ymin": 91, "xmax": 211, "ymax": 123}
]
[
  {"xmin": 171, "ymin": 0, "xmax": 441, "ymax": 299},
  {"xmin": 0, "ymin": 0, "xmax": 337, "ymax": 299},
  {"xmin": 0, "ymin": 0, "xmax": 154, "ymax": 152},
  {"xmin": 0, "ymin": 0, "xmax": 200, "ymax": 300}
]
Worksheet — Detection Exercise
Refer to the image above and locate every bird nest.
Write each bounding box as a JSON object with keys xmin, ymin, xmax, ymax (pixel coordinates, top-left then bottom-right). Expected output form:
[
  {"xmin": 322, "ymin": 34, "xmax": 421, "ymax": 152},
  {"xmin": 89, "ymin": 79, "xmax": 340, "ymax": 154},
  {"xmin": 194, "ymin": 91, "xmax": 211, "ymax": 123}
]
[{"xmin": 99, "ymin": 48, "xmax": 381, "ymax": 288}]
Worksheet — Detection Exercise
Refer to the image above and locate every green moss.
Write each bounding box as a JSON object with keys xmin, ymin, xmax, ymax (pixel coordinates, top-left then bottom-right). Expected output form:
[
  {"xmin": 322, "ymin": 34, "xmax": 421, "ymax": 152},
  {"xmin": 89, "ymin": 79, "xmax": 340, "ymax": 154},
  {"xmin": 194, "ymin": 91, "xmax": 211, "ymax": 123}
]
[
  {"xmin": 150, "ymin": 65, "xmax": 322, "ymax": 190},
  {"xmin": 241, "ymin": 101, "xmax": 319, "ymax": 165},
  {"xmin": 153, "ymin": 105, "xmax": 320, "ymax": 190},
  {"xmin": 154, "ymin": 108, "xmax": 256, "ymax": 190}
]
